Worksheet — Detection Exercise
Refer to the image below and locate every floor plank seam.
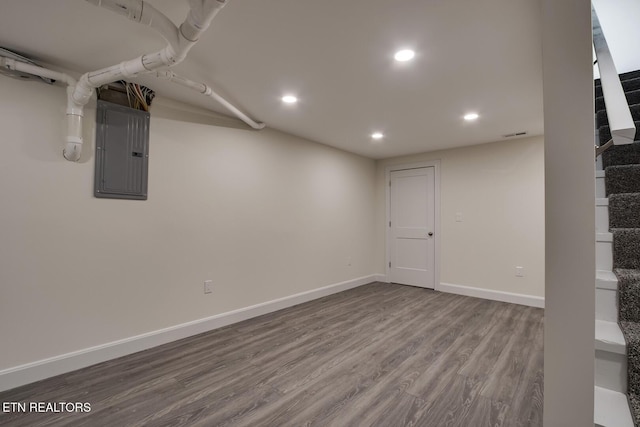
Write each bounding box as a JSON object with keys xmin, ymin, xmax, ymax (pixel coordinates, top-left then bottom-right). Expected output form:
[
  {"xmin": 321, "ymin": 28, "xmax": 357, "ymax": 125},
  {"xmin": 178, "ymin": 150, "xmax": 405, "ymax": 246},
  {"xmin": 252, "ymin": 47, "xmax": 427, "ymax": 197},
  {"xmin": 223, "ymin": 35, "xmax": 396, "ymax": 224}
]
[{"xmin": 0, "ymin": 283, "xmax": 543, "ymax": 427}]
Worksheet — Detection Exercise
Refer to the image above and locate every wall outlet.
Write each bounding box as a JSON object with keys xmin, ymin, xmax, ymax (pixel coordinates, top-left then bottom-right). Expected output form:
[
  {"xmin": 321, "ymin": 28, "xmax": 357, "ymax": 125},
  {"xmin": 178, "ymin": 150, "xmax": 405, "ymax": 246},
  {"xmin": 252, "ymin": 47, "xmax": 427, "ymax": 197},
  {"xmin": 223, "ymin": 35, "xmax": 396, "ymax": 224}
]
[
  {"xmin": 515, "ymin": 266, "xmax": 524, "ymax": 277},
  {"xmin": 347, "ymin": 257, "xmax": 352, "ymax": 266},
  {"xmin": 455, "ymin": 212, "xmax": 463, "ymax": 222},
  {"xmin": 204, "ymin": 280, "xmax": 213, "ymax": 294}
]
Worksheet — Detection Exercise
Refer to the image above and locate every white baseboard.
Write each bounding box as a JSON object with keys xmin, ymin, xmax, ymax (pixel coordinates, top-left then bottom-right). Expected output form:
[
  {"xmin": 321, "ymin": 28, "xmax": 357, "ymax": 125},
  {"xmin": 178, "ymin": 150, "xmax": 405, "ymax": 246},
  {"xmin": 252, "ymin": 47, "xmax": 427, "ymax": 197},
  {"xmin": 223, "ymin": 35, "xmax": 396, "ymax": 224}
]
[
  {"xmin": 436, "ymin": 282, "xmax": 544, "ymax": 308},
  {"xmin": 0, "ymin": 275, "xmax": 377, "ymax": 393},
  {"xmin": 373, "ymin": 273, "xmax": 388, "ymax": 283}
]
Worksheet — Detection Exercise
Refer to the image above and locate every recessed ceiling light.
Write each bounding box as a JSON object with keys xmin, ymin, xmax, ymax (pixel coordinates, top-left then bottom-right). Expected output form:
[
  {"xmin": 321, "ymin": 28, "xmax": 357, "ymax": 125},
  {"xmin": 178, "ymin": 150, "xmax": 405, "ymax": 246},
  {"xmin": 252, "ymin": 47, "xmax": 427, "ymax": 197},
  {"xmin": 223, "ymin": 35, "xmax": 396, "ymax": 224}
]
[
  {"xmin": 282, "ymin": 95, "xmax": 298, "ymax": 104},
  {"xmin": 371, "ymin": 132, "xmax": 384, "ymax": 140},
  {"xmin": 394, "ymin": 49, "xmax": 415, "ymax": 62},
  {"xmin": 464, "ymin": 113, "xmax": 479, "ymax": 121}
]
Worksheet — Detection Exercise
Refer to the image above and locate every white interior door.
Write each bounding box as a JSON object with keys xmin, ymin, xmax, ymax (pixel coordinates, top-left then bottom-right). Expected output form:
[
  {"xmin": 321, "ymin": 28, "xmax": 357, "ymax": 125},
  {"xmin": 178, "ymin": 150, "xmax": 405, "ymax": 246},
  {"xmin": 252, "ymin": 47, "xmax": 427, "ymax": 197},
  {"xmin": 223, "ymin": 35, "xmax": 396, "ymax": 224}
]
[{"xmin": 389, "ymin": 167, "xmax": 435, "ymax": 288}]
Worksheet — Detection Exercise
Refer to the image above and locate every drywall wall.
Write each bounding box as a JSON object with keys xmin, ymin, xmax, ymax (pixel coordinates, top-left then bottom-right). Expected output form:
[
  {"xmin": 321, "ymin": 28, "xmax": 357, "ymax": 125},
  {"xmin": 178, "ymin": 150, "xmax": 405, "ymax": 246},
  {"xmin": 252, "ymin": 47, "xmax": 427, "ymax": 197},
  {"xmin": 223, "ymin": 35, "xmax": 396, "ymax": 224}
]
[
  {"xmin": 0, "ymin": 76, "xmax": 376, "ymax": 373},
  {"xmin": 542, "ymin": 0, "xmax": 595, "ymax": 425},
  {"xmin": 593, "ymin": 0, "xmax": 640, "ymax": 75},
  {"xmin": 375, "ymin": 136, "xmax": 545, "ymax": 299}
]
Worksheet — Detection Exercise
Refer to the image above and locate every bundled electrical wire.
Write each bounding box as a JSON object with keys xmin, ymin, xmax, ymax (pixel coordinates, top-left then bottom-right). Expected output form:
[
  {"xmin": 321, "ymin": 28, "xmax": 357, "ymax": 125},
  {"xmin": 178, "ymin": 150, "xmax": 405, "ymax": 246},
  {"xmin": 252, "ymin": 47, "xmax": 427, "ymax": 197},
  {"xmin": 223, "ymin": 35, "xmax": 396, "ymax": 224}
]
[
  {"xmin": 121, "ymin": 81, "xmax": 154, "ymax": 111},
  {"xmin": 97, "ymin": 81, "xmax": 154, "ymax": 111}
]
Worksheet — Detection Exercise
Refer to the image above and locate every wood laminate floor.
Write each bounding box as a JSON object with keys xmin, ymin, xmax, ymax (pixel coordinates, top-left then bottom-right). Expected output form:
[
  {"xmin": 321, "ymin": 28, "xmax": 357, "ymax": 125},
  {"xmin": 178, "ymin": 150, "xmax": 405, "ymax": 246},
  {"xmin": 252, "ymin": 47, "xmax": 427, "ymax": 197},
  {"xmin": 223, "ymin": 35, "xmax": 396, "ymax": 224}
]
[{"xmin": 0, "ymin": 282, "xmax": 543, "ymax": 426}]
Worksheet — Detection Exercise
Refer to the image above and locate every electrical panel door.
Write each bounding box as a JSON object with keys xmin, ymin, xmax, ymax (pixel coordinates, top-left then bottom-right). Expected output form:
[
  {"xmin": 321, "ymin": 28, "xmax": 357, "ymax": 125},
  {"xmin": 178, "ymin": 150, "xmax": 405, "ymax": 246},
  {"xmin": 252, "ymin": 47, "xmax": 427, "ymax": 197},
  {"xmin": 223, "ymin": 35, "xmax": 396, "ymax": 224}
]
[{"xmin": 94, "ymin": 101, "xmax": 150, "ymax": 200}]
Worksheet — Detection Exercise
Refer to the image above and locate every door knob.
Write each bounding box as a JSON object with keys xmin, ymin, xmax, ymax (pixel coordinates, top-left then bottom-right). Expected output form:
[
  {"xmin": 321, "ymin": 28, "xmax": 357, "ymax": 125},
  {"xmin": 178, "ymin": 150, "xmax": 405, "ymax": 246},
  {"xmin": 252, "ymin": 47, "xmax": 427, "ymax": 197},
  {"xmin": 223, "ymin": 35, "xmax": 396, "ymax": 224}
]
[{"xmin": 428, "ymin": 232, "xmax": 433, "ymax": 237}]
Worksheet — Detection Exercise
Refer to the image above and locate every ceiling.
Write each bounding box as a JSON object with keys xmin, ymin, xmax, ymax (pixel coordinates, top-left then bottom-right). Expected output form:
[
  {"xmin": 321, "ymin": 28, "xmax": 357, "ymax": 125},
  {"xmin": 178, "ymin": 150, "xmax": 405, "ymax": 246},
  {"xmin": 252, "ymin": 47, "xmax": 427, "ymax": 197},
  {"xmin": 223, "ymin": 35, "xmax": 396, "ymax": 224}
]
[{"xmin": 0, "ymin": 0, "xmax": 544, "ymax": 159}]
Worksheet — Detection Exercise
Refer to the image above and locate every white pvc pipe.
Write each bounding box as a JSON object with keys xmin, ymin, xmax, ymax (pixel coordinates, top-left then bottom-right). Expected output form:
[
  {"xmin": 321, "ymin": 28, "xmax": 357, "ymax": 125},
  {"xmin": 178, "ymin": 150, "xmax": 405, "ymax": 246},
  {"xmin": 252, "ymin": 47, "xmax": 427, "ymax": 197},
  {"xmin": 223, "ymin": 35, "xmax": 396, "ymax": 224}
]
[
  {"xmin": 85, "ymin": 0, "xmax": 180, "ymax": 50},
  {"xmin": 182, "ymin": 0, "xmax": 227, "ymax": 42},
  {"xmin": 64, "ymin": 86, "xmax": 85, "ymax": 162},
  {"xmin": 0, "ymin": 57, "xmax": 84, "ymax": 161},
  {"xmin": 0, "ymin": 58, "xmax": 75, "ymax": 85},
  {"xmin": 155, "ymin": 70, "xmax": 266, "ymax": 129},
  {"xmin": 1, "ymin": 0, "xmax": 230, "ymax": 162},
  {"xmin": 85, "ymin": 0, "xmax": 143, "ymax": 22},
  {"xmin": 76, "ymin": 0, "xmax": 227, "ymax": 101},
  {"xmin": 67, "ymin": 0, "xmax": 229, "ymax": 160}
]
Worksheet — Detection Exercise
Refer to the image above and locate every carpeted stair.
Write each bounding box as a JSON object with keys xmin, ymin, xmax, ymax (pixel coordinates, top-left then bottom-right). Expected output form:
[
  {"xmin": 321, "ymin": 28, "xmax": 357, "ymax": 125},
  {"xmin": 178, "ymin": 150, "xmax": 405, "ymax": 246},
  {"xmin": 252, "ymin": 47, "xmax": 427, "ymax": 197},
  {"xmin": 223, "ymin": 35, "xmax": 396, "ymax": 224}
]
[
  {"xmin": 605, "ymin": 166, "xmax": 640, "ymax": 195},
  {"xmin": 599, "ymin": 70, "xmax": 640, "ymax": 169},
  {"xmin": 597, "ymin": 69, "xmax": 640, "ymax": 426}
]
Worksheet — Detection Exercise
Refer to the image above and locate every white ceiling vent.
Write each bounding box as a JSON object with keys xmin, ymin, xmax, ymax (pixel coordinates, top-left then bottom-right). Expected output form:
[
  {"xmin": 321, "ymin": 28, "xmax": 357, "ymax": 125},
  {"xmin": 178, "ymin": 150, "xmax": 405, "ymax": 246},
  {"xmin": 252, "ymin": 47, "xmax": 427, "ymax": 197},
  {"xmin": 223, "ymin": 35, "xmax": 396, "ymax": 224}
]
[{"xmin": 503, "ymin": 131, "xmax": 528, "ymax": 138}]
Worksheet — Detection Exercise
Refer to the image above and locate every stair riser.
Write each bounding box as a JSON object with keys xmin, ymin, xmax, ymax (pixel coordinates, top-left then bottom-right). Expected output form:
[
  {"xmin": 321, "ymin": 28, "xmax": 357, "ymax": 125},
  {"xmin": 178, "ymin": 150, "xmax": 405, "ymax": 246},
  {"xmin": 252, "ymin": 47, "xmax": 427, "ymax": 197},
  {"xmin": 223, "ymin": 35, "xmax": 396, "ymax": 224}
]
[
  {"xmin": 596, "ymin": 349, "xmax": 628, "ymax": 393},
  {"xmin": 609, "ymin": 195, "xmax": 640, "ymax": 228},
  {"xmin": 594, "ymin": 386, "xmax": 635, "ymax": 427},
  {"xmin": 620, "ymin": 281, "xmax": 640, "ymax": 323},
  {"xmin": 597, "ymin": 204, "xmax": 609, "ymax": 232},
  {"xmin": 628, "ymin": 340, "xmax": 640, "ymax": 396},
  {"xmin": 606, "ymin": 166, "xmax": 640, "ymax": 195},
  {"xmin": 597, "ymin": 239, "xmax": 613, "ymax": 270},
  {"xmin": 613, "ymin": 231, "xmax": 640, "ymax": 270},
  {"xmin": 620, "ymin": 70, "xmax": 640, "ymax": 81},
  {"xmin": 596, "ymin": 287, "xmax": 618, "ymax": 322},
  {"xmin": 597, "ymin": 175, "xmax": 606, "ymax": 198},
  {"xmin": 603, "ymin": 144, "xmax": 640, "ymax": 169}
]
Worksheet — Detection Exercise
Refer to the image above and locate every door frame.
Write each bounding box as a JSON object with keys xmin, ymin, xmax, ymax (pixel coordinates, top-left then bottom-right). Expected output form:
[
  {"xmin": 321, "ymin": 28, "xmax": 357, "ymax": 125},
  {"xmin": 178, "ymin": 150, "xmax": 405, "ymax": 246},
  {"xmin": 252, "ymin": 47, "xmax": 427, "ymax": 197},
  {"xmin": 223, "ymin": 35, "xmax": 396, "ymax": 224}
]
[{"xmin": 385, "ymin": 160, "xmax": 441, "ymax": 287}]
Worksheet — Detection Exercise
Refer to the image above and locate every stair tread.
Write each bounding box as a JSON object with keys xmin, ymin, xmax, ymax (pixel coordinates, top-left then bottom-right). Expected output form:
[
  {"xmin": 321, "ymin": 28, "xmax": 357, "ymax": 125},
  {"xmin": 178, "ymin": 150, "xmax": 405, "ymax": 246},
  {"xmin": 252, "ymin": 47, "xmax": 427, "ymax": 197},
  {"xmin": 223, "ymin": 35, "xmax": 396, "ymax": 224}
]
[
  {"xmin": 600, "ymin": 140, "xmax": 640, "ymax": 147},
  {"xmin": 606, "ymin": 164, "xmax": 640, "ymax": 169},
  {"xmin": 601, "ymin": 139, "xmax": 640, "ymax": 147},
  {"xmin": 610, "ymin": 192, "xmax": 640, "ymax": 198},
  {"xmin": 594, "ymin": 386, "xmax": 634, "ymax": 427},
  {"xmin": 616, "ymin": 269, "xmax": 640, "ymax": 282},
  {"xmin": 598, "ymin": 232, "xmax": 614, "ymax": 242},
  {"xmin": 605, "ymin": 164, "xmax": 640, "ymax": 172},
  {"xmin": 596, "ymin": 319, "xmax": 626, "ymax": 353},
  {"xmin": 597, "ymin": 270, "xmax": 618, "ymax": 290}
]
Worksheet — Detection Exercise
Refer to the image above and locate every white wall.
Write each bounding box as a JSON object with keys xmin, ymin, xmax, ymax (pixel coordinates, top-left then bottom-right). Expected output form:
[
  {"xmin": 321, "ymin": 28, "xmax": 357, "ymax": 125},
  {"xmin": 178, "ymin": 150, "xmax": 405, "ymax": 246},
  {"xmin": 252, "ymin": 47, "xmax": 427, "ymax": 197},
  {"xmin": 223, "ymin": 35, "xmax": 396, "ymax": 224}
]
[
  {"xmin": 375, "ymin": 136, "xmax": 545, "ymax": 299},
  {"xmin": 0, "ymin": 76, "xmax": 376, "ymax": 372},
  {"xmin": 542, "ymin": 0, "xmax": 595, "ymax": 425},
  {"xmin": 593, "ymin": 0, "xmax": 640, "ymax": 75}
]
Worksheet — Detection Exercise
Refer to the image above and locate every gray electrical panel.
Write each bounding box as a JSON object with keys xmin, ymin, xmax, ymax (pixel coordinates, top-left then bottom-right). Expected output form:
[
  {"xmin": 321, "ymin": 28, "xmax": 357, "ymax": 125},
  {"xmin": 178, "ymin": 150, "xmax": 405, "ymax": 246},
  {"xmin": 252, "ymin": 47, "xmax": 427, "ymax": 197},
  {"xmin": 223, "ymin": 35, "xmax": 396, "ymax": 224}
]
[{"xmin": 94, "ymin": 101, "xmax": 150, "ymax": 200}]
